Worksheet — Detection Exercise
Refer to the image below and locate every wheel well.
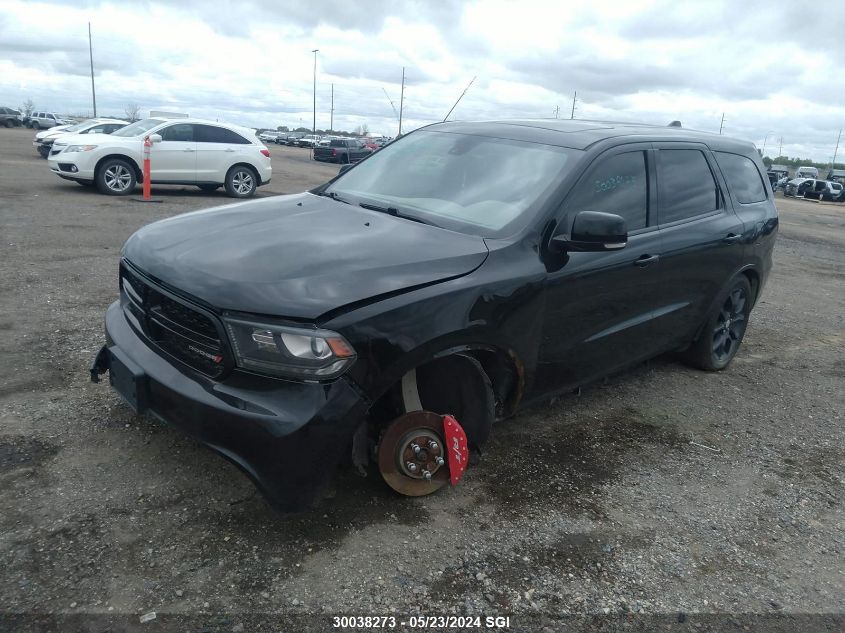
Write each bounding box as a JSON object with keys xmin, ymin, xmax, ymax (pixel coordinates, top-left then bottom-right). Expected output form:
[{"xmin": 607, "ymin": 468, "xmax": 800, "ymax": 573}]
[
  {"xmin": 741, "ymin": 268, "xmax": 760, "ymax": 306},
  {"xmin": 227, "ymin": 162, "xmax": 259, "ymax": 180},
  {"xmin": 95, "ymin": 154, "xmax": 142, "ymax": 182},
  {"xmin": 367, "ymin": 348, "xmax": 523, "ymax": 431}
]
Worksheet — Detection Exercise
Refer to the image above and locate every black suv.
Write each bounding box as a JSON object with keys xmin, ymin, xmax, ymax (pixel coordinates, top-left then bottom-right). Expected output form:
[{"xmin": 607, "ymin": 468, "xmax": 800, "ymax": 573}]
[{"xmin": 91, "ymin": 119, "xmax": 778, "ymax": 510}]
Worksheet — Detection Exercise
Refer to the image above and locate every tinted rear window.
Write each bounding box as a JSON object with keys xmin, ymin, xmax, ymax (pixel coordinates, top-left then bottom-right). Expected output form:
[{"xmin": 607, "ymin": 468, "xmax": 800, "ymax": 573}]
[
  {"xmin": 714, "ymin": 152, "xmax": 768, "ymax": 203},
  {"xmin": 657, "ymin": 149, "xmax": 720, "ymax": 224},
  {"xmin": 196, "ymin": 124, "xmax": 250, "ymax": 144}
]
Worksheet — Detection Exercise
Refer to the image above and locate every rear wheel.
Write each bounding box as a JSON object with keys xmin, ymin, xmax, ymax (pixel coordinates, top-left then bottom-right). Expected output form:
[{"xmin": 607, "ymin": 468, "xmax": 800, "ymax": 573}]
[
  {"xmin": 224, "ymin": 165, "xmax": 257, "ymax": 198},
  {"xmin": 683, "ymin": 276, "xmax": 752, "ymax": 371},
  {"xmin": 96, "ymin": 158, "xmax": 136, "ymax": 196}
]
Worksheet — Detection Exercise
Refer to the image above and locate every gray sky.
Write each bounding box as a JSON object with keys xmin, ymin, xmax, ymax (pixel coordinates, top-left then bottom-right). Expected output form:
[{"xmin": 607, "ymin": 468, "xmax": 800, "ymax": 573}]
[{"xmin": 1, "ymin": 0, "xmax": 842, "ymax": 161}]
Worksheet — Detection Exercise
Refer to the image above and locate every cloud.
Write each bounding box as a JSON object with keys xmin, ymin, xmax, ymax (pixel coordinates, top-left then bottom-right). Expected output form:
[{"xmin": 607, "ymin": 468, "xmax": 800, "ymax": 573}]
[{"xmin": 0, "ymin": 0, "xmax": 841, "ymax": 160}]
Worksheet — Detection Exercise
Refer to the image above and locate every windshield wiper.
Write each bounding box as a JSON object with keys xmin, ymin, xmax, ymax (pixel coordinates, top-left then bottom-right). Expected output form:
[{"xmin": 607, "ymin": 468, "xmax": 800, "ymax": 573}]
[
  {"xmin": 358, "ymin": 202, "xmax": 441, "ymax": 228},
  {"xmin": 316, "ymin": 190, "xmax": 352, "ymax": 205}
]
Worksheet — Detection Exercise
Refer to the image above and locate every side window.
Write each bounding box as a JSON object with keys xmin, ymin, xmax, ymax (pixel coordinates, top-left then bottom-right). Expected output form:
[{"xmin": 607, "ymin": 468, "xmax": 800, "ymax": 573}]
[
  {"xmin": 86, "ymin": 125, "xmax": 107, "ymax": 134},
  {"xmin": 195, "ymin": 124, "xmax": 250, "ymax": 144},
  {"xmin": 714, "ymin": 152, "xmax": 768, "ymax": 204},
  {"xmin": 159, "ymin": 123, "xmax": 195, "ymax": 142},
  {"xmin": 565, "ymin": 151, "xmax": 648, "ymax": 231},
  {"xmin": 657, "ymin": 149, "xmax": 720, "ymax": 224}
]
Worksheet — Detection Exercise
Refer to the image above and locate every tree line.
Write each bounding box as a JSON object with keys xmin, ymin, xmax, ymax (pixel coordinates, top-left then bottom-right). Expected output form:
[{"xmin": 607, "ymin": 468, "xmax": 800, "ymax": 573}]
[{"xmin": 762, "ymin": 156, "xmax": 844, "ymax": 171}]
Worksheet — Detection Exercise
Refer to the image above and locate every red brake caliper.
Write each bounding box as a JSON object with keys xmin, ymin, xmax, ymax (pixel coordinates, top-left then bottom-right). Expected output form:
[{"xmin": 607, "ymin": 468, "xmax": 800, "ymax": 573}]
[{"xmin": 442, "ymin": 414, "xmax": 468, "ymax": 485}]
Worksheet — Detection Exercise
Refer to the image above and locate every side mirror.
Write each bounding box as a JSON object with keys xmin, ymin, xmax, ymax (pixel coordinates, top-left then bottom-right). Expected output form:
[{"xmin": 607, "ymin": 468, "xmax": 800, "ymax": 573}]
[
  {"xmin": 338, "ymin": 163, "xmax": 353, "ymax": 174},
  {"xmin": 149, "ymin": 134, "xmax": 162, "ymax": 144},
  {"xmin": 551, "ymin": 211, "xmax": 628, "ymax": 253}
]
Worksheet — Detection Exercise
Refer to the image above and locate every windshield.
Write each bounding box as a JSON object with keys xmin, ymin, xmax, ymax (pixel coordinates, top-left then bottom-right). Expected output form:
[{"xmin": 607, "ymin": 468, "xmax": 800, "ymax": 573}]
[
  {"xmin": 61, "ymin": 121, "xmax": 90, "ymax": 133},
  {"xmin": 325, "ymin": 130, "xmax": 580, "ymax": 237},
  {"xmin": 111, "ymin": 118, "xmax": 165, "ymax": 137}
]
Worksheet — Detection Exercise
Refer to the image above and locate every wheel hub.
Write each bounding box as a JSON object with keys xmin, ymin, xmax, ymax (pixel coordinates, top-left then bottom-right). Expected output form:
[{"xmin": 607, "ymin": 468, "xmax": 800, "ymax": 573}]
[{"xmin": 378, "ymin": 411, "xmax": 450, "ymax": 496}]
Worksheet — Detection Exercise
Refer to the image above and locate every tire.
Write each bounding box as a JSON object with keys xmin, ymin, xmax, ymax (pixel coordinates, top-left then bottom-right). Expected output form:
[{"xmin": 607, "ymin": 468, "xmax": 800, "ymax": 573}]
[
  {"xmin": 96, "ymin": 158, "xmax": 137, "ymax": 196},
  {"xmin": 30, "ymin": 121, "xmax": 39, "ymax": 129},
  {"xmin": 38, "ymin": 147, "xmax": 49, "ymax": 159},
  {"xmin": 683, "ymin": 276, "xmax": 752, "ymax": 371},
  {"xmin": 197, "ymin": 184, "xmax": 220, "ymax": 192},
  {"xmin": 342, "ymin": 153, "xmax": 350, "ymax": 164},
  {"xmin": 224, "ymin": 165, "xmax": 257, "ymax": 198}
]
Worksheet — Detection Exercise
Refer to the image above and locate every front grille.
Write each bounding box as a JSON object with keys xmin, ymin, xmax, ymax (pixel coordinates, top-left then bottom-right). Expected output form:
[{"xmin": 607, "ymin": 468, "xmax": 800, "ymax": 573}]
[{"xmin": 120, "ymin": 263, "xmax": 228, "ymax": 378}]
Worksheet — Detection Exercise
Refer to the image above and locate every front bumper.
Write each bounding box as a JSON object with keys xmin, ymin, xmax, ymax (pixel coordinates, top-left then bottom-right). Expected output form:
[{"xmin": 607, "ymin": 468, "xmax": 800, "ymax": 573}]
[{"xmin": 92, "ymin": 301, "xmax": 369, "ymax": 511}]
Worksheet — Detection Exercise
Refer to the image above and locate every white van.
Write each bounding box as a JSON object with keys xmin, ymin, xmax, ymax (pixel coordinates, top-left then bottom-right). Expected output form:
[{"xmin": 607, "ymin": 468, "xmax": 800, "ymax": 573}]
[{"xmin": 795, "ymin": 166, "xmax": 819, "ymax": 178}]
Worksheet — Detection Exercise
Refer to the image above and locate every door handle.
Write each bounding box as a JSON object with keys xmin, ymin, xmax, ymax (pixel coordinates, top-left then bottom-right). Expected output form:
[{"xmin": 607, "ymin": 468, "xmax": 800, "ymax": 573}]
[
  {"xmin": 224, "ymin": 148, "xmax": 235, "ymax": 152},
  {"xmin": 634, "ymin": 254, "xmax": 660, "ymax": 267},
  {"xmin": 722, "ymin": 233, "xmax": 742, "ymax": 244},
  {"xmin": 183, "ymin": 148, "xmax": 195, "ymax": 152}
]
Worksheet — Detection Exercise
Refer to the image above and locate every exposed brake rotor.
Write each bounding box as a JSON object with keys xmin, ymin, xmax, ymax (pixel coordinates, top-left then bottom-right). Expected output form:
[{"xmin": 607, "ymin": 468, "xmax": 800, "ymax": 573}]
[{"xmin": 378, "ymin": 410, "xmax": 451, "ymax": 496}]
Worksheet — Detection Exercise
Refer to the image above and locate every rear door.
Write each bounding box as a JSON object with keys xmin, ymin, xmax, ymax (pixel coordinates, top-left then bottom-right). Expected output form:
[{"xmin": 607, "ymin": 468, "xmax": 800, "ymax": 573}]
[
  {"xmin": 649, "ymin": 143, "xmax": 746, "ymax": 347},
  {"xmin": 151, "ymin": 123, "xmax": 197, "ymax": 182},
  {"xmin": 195, "ymin": 124, "xmax": 253, "ymax": 183}
]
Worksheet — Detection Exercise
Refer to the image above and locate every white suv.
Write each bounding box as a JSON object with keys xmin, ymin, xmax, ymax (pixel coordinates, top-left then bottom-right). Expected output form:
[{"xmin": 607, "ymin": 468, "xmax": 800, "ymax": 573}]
[
  {"xmin": 28, "ymin": 112, "xmax": 71, "ymax": 129},
  {"xmin": 35, "ymin": 118, "xmax": 128, "ymax": 158},
  {"xmin": 47, "ymin": 118, "xmax": 272, "ymax": 198}
]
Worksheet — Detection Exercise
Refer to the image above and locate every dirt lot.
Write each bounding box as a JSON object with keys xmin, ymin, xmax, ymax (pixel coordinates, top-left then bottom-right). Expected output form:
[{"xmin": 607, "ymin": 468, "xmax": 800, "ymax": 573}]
[{"xmin": 0, "ymin": 126, "xmax": 843, "ymax": 630}]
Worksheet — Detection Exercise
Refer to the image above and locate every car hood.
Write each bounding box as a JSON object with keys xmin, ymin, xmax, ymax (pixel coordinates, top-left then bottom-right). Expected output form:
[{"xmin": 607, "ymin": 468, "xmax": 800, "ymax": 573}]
[
  {"xmin": 122, "ymin": 192, "xmax": 489, "ymax": 320},
  {"xmin": 35, "ymin": 125, "xmax": 70, "ymax": 140}
]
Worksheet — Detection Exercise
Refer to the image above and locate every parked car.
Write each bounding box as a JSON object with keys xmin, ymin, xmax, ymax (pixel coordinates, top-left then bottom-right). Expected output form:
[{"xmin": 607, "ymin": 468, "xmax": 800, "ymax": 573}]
[
  {"xmin": 27, "ymin": 112, "xmax": 71, "ymax": 129},
  {"xmin": 775, "ymin": 176, "xmax": 789, "ymax": 190},
  {"xmin": 89, "ymin": 119, "xmax": 777, "ymax": 511},
  {"xmin": 783, "ymin": 178, "xmax": 815, "ymax": 197},
  {"xmin": 258, "ymin": 132, "xmax": 279, "ymax": 142},
  {"xmin": 284, "ymin": 133, "xmax": 306, "ymax": 146},
  {"xmin": 795, "ymin": 166, "xmax": 819, "ymax": 179},
  {"xmin": 313, "ymin": 138, "xmax": 373, "ymax": 163},
  {"xmin": 802, "ymin": 180, "xmax": 842, "ymax": 201},
  {"xmin": 0, "ymin": 107, "xmax": 23, "ymax": 127},
  {"xmin": 35, "ymin": 118, "xmax": 128, "ymax": 158},
  {"xmin": 296, "ymin": 134, "xmax": 322, "ymax": 148},
  {"xmin": 47, "ymin": 117, "xmax": 271, "ymax": 197},
  {"xmin": 824, "ymin": 181, "xmax": 843, "ymax": 201}
]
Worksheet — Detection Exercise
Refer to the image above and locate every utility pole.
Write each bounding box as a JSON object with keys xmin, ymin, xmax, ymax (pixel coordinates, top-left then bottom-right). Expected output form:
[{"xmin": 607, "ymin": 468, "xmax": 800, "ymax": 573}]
[
  {"xmin": 398, "ymin": 67, "xmax": 405, "ymax": 136},
  {"xmin": 778, "ymin": 137, "xmax": 783, "ymax": 159},
  {"xmin": 311, "ymin": 49, "xmax": 319, "ymax": 134},
  {"xmin": 831, "ymin": 129, "xmax": 842, "ymax": 170},
  {"xmin": 330, "ymin": 83, "xmax": 334, "ymax": 133},
  {"xmin": 553, "ymin": 105, "xmax": 560, "ymax": 119},
  {"xmin": 88, "ymin": 22, "xmax": 97, "ymax": 117},
  {"xmin": 570, "ymin": 91, "xmax": 577, "ymax": 119},
  {"xmin": 719, "ymin": 112, "xmax": 725, "ymax": 135}
]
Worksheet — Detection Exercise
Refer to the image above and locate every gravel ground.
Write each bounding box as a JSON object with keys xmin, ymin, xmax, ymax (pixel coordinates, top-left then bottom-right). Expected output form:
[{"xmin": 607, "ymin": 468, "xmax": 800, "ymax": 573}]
[{"xmin": 0, "ymin": 126, "xmax": 843, "ymax": 631}]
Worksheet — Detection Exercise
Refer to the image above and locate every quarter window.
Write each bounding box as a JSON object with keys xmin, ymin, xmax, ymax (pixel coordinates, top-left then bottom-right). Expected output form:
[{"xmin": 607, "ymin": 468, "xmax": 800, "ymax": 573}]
[
  {"xmin": 657, "ymin": 149, "xmax": 720, "ymax": 224},
  {"xmin": 159, "ymin": 124, "xmax": 195, "ymax": 142},
  {"xmin": 566, "ymin": 151, "xmax": 648, "ymax": 231},
  {"xmin": 195, "ymin": 124, "xmax": 250, "ymax": 144},
  {"xmin": 714, "ymin": 152, "xmax": 768, "ymax": 204}
]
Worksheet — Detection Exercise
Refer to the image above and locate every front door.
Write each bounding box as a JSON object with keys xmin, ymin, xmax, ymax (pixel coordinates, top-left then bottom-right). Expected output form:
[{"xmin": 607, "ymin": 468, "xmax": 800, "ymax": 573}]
[
  {"xmin": 534, "ymin": 144, "xmax": 665, "ymax": 395},
  {"xmin": 151, "ymin": 123, "xmax": 197, "ymax": 182}
]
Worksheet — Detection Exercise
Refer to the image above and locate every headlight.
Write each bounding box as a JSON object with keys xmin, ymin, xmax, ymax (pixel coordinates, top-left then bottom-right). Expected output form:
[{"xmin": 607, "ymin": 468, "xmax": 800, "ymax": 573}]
[
  {"xmin": 65, "ymin": 144, "xmax": 98, "ymax": 152},
  {"xmin": 224, "ymin": 318, "xmax": 356, "ymax": 380}
]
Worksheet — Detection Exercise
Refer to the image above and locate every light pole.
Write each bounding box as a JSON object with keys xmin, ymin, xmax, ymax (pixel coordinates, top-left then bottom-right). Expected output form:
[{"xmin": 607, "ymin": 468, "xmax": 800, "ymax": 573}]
[{"xmin": 311, "ymin": 49, "xmax": 319, "ymax": 135}]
